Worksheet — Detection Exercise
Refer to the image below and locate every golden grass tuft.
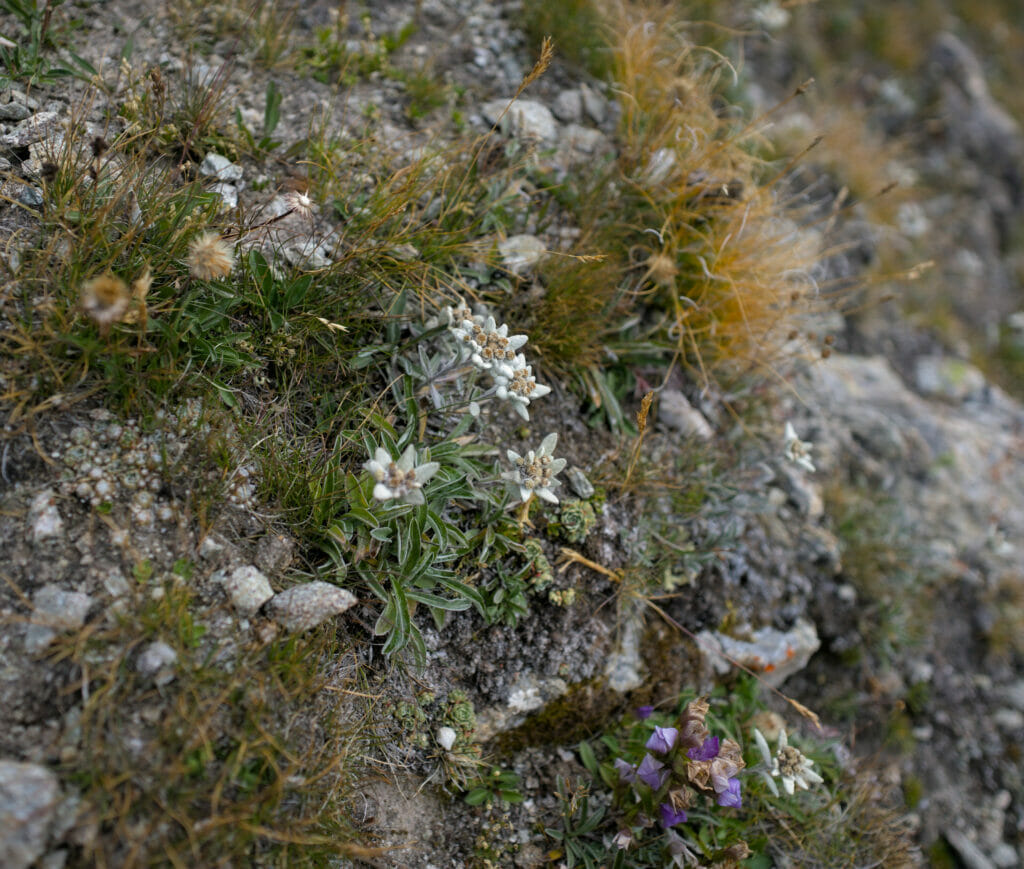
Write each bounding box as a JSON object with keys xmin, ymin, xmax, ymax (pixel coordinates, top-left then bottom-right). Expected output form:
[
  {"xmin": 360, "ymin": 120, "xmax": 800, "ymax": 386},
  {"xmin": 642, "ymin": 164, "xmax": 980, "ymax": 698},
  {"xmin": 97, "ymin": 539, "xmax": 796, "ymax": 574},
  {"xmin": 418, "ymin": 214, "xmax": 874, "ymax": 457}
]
[{"xmin": 529, "ymin": 1, "xmax": 825, "ymax": 391}]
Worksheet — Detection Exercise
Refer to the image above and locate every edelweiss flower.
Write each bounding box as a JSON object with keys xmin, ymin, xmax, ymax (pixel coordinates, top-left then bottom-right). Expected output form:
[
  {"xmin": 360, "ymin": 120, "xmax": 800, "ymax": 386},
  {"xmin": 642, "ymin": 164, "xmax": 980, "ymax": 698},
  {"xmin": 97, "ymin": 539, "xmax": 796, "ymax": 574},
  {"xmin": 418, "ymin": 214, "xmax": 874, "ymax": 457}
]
[
  {"xmin": 450, "ymin": 314, "xmax": 528, "ymax": 373},
  {"xmin": 783, "ymin": 421, "xmax": 815, "ymax": 473},
  {"xmin": 753, "ymin": 727, "xmax": 823, "ymax": 797},
  {"xmin": 502, "ymin": 433, "xmax": 567, "ymax": 504},
  {"xmin": 443, "ymin": 295, "xmax": 484, "ymax": 332},
  {"xmin": 493, "ymin": 354, "xmax": 551, "ymax": 420},
  {"xmin": 363, "ymin": 445, "xmax": 440, "ymax": 506}
]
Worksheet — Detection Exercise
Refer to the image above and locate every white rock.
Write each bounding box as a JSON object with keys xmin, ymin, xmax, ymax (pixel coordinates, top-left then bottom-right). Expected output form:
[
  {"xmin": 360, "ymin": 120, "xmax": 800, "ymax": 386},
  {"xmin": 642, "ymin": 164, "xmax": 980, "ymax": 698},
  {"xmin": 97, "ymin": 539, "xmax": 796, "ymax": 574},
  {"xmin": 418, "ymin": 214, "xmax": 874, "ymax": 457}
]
[
  {"xmin": 0, "ymin": 760, "xmax": 60, "ymax": 869},
  {"xmin": 562, "ymin": 124, "xmax": 606, "ymax": 155},
  {"xmin": 914, "ymin": 355, "xmax": 987, "ymax": 402},
  {"xmin": 266, "ymin": 582, "xmax": 357, "ymax": 632},
  {"xmin": 210, "ymin": 182, "xmax": 238, "ymax": 211},
  {"xmin": 136, "ymin": 641, "xmax": 177, "ymax": 685},
  {"xmin": 29, "ymin": 490, "xmax": 63, "ymax": 543},
  {"xmin": 552, "ymin": 89, "xmax": 583, "ymax": 123},
  {"xmin": 579, "ymin": 83, "xmax": 607, "ymax": 124},
  {"xmin": 657, "ymin": 390, "xmax": 713, "ymax": 439},
  {"xmin": 199, "ymin": 152, "xmax": 243, "ymax": 182},
  {"xmin": 481, "ymin": 99, "xmax": 558, "ymax": 142},
  {"xmin": 219, "ymin": 565, "xmax": 274, "ymax": 615},
  {"xmin": 436, "ymin": 726, "xmax": 457, "ymax": 751},
  {"xmin": 26, "ymin": 585, "xmax": 92, "ymax": 654},
  {"xmin": 498, "ymin": 234, "xmax": 545, "ymax": 273},
  {"xmin": 698, "ymin": 618, "xmax": 821, "ymax": 687}
]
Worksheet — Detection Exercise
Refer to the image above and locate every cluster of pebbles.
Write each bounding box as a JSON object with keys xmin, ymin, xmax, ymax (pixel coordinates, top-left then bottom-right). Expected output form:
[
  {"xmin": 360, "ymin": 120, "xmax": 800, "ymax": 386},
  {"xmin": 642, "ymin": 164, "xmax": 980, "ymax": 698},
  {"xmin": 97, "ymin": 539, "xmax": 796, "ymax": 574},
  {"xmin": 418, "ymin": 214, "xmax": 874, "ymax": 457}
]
[{"xmin": 50, "ymin": 400, "xmax": 256, "ymax": 528}]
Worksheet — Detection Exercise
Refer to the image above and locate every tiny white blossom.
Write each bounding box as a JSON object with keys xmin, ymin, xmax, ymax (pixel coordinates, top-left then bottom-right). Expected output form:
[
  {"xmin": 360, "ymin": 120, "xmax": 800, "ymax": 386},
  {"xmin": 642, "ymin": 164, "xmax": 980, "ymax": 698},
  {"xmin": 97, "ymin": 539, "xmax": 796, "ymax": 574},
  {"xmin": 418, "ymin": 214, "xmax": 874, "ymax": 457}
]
[
  {"xmin": 363, "ymin": 445, "xmax": 440, "ymax": 505},
  {"xmin": 783, "ymin": 422, "xmax": 815, "ymax": 473},
  {"xmin": 450, "ymin": 314, "xmax": 528, "ymax": 374},
  {"xmin": 753, "ymin": 728, "xmax": 823, "ymax": 797},
  {"xmin": 502, "ymin": 432, "xmax": 567, "ymax": 504},
  {"xmin": 493, "ymin": 354, "xmax": 552, "ymax": 420}
]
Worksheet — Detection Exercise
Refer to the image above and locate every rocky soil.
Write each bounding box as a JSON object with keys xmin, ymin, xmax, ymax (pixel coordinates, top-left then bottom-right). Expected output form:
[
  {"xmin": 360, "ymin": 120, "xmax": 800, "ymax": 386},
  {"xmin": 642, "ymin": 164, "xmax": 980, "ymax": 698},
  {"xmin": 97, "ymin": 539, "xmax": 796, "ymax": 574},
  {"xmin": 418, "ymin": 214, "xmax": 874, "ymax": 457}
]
[{"xmin": 1, "ymin": 1, "xmax": 1022, "ymax": 868}]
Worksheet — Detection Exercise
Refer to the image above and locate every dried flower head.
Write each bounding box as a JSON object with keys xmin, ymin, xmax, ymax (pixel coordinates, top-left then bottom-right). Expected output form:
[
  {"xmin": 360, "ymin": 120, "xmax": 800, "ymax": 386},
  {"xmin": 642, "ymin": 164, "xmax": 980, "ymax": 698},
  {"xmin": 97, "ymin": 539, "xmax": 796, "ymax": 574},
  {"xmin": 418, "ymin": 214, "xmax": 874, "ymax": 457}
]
[
  {"xmin": 502, "ymin": 433, "xmax": 567, "ymax": 505},
  {"xmin": 187, "ymin": 232, "xmax": 234, "ymax": 280},
  {"xmin": 121, "ymin": 267, "xmax": 152, "ymax": 326},
  {"xmin": 81, "ymin": 274, "xmax": 130, "ymax": 334},
  {"xmin": 646, "ymin": 251, "xmax": 679, "ymax": 287},
  {"xmin": 285, "ymin": 190, "xmax": 316, "ymax": 220}
]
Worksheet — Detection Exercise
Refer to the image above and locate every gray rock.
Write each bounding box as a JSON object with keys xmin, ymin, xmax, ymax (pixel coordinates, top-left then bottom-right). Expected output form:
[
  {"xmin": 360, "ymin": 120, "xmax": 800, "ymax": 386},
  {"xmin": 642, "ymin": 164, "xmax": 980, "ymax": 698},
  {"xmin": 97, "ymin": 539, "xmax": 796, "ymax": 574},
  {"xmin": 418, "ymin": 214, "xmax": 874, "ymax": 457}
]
[
  {"xmin": 914, "ymin": 355, "xmax": 986, "ymax": 402},
  {"xmin": 135, "ymin": 641, "xmax": 177, "ymax": 685},
  {"xmin": 561, "ymin": 124, "xmax": 606, "ymax": 154},
  {"xmin": 498, "ymin": 234, "xmax": 545, "ymax": 273},
  {"xmin": 481, "ymin": 99, "xmax": 558, "ymax": 142},
  {"xmin": 698, "ymin": 618, "xmax": 820, "ymax": 687},
  {"xmin": 929, "ymin": 33, "xmax": 1024, "ymax": 205},
  {"xmin": 552, "ymin": 89, "xmax": 583, "ymax": 123},
  {"xmin": 266, "ymin": 582, "xmax": 357, "ymax": 632},
  {"xmin": 0, "ymin": 760, "xmax": 60, "ymax": 869},
  {"xmin": 777, "ymin": 466, "xmax": 824, "ymax": 519},
  {"xmin": 990, "ymin": 843, "xmax": 1019, "ymax": 869},
  {"xmin": 604, "ymin": 602, "xmax": 644, "ymax": 692},
  {"xmin": 565, "ymin": 467, "xmax": 595, "ymax": 499},
  {"xmin": 198, "ymin": 534, "xmax": 227, "ymax": 560},
  {"xmin": 219, "ymin": 565, "xmax": 274, "ymax": 615},
  {"xmin": 26, "ymin": 586, "xmax": 92, "ymax": 654},
  {"xmin": 255, "ymin": 532, "xmax": 295, "ymax": 574},
  {"xmin": 17, "ymin": 185, "xmax": 43, "ymax": 208},
  {"xmin": 946, "ymin": 829, "xmax": 997, "ymax": 869},
  {"xmin": 210, "ymin": 182, "xmax": 237, "ymax": 211},
  {"xmin": 1003, "ymin": 680, "xmax": 1024, "ymax": 711},
  {"xmin": 282, "ymin": 240, "xmax": 332, "ymax": 270},
  {"xmin": 474, "ymin": 673, "xmax": 568, "ymax": 741},
  {"xmin": 657, "ymin": 390, "xmax": 713, "ymax": 439},
  {"xmin": 199, "ymin": 152, "xmax": 243, "ymax": 182},
  {"xmin": 0, "ymin": 103, "xmax": 31, "ymax": 122},
  {"xmin": 0, "ymin": 111, "xmax": 60, "ymax": 148},
  {"xmin": 29, "ymin": 490, "xmax": 63, "ymax": 543},
  {"xmin": 992, "ymin": 708, "xmax": 1024, "ymax": 731},
  {"xmin": 579, "ymin": 83, "xmax": 607, "ymax": 124}
]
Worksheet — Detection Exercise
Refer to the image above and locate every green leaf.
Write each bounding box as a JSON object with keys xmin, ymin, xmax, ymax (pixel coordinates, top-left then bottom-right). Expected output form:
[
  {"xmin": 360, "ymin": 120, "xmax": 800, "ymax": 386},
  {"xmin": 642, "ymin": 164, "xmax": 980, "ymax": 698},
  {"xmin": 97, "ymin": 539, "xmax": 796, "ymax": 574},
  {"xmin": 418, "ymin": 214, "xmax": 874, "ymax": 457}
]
[
  {"xmin": 577, "ymin": 741, "xmax": 599, "ymax": 777},
  {"xmin": 263, "ymin": 79, "xmax": 282, "ymax": 136}
]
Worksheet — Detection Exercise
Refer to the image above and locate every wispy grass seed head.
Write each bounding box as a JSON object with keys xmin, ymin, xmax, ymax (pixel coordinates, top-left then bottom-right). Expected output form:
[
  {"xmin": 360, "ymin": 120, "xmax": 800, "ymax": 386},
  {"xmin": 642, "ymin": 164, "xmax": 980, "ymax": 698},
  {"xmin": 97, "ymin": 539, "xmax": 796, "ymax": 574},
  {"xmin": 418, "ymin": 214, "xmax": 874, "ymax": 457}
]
[{"xmin": 187, "ymin": 232, "xmax": 234, "ymax": 280}]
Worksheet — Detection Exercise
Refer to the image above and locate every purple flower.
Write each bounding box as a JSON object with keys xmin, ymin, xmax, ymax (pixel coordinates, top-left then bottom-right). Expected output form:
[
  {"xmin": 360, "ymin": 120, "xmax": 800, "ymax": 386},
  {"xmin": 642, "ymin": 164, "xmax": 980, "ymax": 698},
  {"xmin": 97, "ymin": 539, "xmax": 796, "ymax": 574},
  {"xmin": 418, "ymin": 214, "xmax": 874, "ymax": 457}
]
[
  {"xmin": 716, "ymin": 778, "xmax": 742, "ymax": 808},
  {"xmin": 614, "ymin": 758, "xmax": 637, "ymax": 784},
  {"xmin": 645, "ymin": 725, "xmax": 679, "ymax": 754},
  {"xmin": 687, "ymin": 735, "xmax": 720, "ymax": 761},
  {"xmin": 636, "ymin": 753, "xmax": 668, "ymax": 789},
  {"xmin": 659, "ymin": 802, "xmax": 688, "ymax": 827},
  {"xmin": 636, "ymin": 705, "xmax": 654, "ymax": 719}
]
